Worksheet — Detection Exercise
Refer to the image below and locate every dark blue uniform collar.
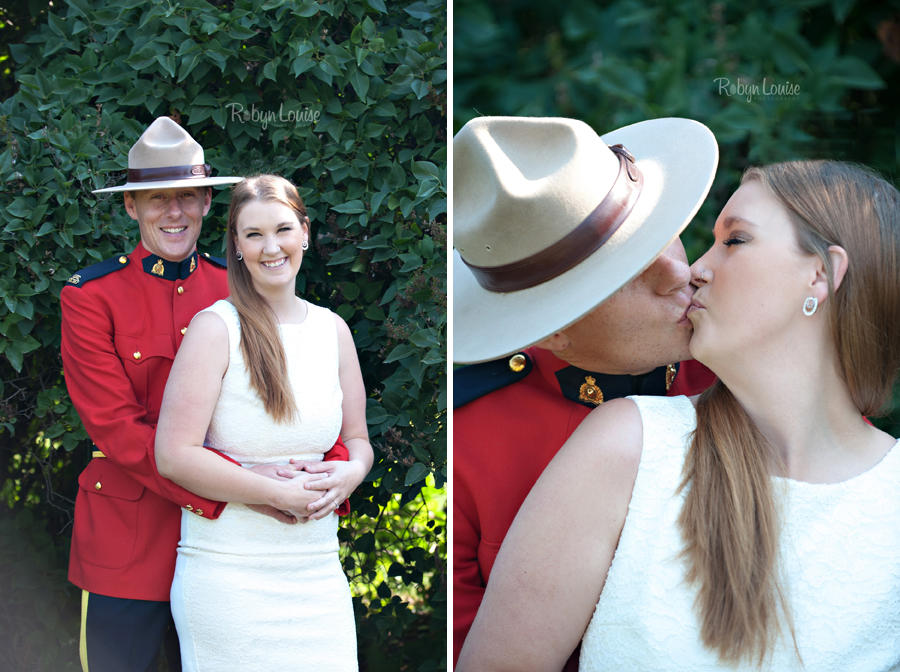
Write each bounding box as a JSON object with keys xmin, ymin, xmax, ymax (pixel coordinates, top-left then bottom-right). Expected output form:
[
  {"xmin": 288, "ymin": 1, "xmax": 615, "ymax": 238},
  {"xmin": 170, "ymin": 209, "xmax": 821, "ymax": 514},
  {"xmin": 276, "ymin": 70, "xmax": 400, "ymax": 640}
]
[
  {"xmin": 141, "ymin": 250, "xmax": 200, "ymax": 281},
  {"xmin": 555, "ymin": 362, "xmax": 679, "ymax": 408}
]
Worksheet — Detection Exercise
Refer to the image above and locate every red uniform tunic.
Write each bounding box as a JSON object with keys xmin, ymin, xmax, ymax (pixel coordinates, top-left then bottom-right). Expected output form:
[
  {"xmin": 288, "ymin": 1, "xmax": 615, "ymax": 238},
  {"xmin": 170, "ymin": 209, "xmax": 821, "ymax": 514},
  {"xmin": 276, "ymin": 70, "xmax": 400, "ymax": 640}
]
[
  {"xmin": 62, "ymin": 242, "xmax": 348, "ymax": 602},
  {"xmin": 452, "ymin": 347, "xmax": 717, "ymax": 669}
]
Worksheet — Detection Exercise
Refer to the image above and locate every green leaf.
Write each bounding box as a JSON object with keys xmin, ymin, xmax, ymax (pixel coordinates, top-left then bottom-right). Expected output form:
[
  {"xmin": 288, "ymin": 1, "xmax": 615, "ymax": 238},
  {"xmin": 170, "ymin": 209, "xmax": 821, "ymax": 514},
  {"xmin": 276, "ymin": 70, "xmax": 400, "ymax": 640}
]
[
  {"xmin": 47, "ymin": 13, "xmax": 67, "ymax": 37},
  {"xmin": 227, "ymin": 25, "xmax": 258, "ymax": 40},
  {"xmin": 403, "ymin": 3, "xmax": 434, "ymax": 21},
  {"xmin": 384, "ymin": 344, "xmax": 415, "ymax": 363},
  {"xmin": 125, "ymin": 50, "xmax": 158, "ymax": 71},
  {"xmin": 832, "ymin": 0, "xmax": 856, "ymax": 23},
  {"xmin": 335, "ymin": 303, "xmax": 355, "ymax": 320},
  {"xmin": 350, "ymin": 69, "xmax": 370, "ymax": 100},
  {"xmin": 295, "ymin": 2, "xmax": 320, "ymax": 17},
  {"xmin": 292, "ymin": 54, "xmax": 315, "ymax": 76},
  {"xmin": 176, "ymin": 39, "xmax": 201, "ymax": 56},
  {"xmin": 262, "ymin": 60, "xmax": 279, "ymax": 82},
  {"xmin": 326, "ymin": 245, "xmax": 360, "ymax": 266},
  {"xmin": 356, "ymin": 532, "xmax": 375, "ymax": 554},
  {"xmin": 120, "ymin": 87, "xmax": 148, "ymax": 106},
  {"xmin": 829, "ymin": 56, "xmax": 885, "ymax": 89},
  {"xmin": 318, "ymin": 56, "xmax": 342, "ymax": 77},
  {"xmin": 5, "ymin": 343, "xmax": 23, "ymax": 372},
  {"xmin": 364, "ymin": 304, "xmax": 386, "ymax": 321},
  {"xmin": 178, "ymin": 54, "xmax": 201, "ymax": 82},
  {"xmin": 157, "ymin": 52, "xmax": 177, "ymax": 79},
  {"xmin": 341, "ymin": 282, "xmax": 361, "ymax": 300},
  {"xmin": 357, "ymin": 234, "xmax": 390, "ymax": 249},
  {"xmin": 404, "ymin": 462, "xmax": 429, "ymax": 486},
  {"xmin": 411, "ymin": 161, "xmax": 440, "ymax": 182},
  {"xmin": 398, "ymin": 253, "xmax": 423, "ymax": 272},
  {"xmin": 7, "ymin": 200, "xmax": 32, "ymax": 219},
  {"xmin": 332, "ymin": 200, "xmax": 366, "ymax": 214},
  {"xmin": 139, "ymin": 5, "xmax": 167, "ymax": 28},
  {"xmin": 15, "ymin": 300, "xmax": 34, "ymax": 320},
  {"xmin": 366, "ymin": 405, "xmax": 389, "ymax": 424},
  {"xmin": 411, "ymin": 78, "xmax": 429, "ymax": 99}
]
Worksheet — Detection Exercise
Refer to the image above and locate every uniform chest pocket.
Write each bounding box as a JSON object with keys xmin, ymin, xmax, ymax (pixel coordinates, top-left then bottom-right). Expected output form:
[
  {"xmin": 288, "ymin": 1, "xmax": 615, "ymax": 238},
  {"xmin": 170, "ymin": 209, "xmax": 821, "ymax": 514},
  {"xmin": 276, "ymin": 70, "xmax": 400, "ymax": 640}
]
[{"xmin": 114, "ymin": 332, "xmax": 176, "ymax": 413}]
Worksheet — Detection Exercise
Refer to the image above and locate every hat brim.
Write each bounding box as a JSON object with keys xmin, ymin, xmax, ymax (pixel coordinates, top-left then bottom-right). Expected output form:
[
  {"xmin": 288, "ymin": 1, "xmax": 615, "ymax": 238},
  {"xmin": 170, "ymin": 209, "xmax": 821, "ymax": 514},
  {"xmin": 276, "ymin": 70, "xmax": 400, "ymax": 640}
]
[
  {"xmin": 92, "ymin": 176, "xmax": 245, "ymax": 193},
  {"xmin": 453, "ymin": 117, "xmax": 718, "ymax": 364}
]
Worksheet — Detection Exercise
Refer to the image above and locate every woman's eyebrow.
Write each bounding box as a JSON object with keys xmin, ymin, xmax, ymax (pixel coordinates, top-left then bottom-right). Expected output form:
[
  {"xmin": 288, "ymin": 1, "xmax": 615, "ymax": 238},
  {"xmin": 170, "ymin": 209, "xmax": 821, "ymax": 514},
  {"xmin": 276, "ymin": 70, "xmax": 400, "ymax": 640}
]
[{"xmin": 722, "ymin": 215, "xmax": 757, "ymax": 230}]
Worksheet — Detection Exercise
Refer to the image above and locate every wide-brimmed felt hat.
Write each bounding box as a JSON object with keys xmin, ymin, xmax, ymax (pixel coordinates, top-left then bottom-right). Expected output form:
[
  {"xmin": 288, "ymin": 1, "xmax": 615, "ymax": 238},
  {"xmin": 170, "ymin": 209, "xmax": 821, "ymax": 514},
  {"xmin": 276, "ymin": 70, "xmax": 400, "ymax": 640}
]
[
  {"xmin": 92, "ymin": 117, "xmax": 243, "ymax": 193},
  {"xmin": 453, "ymin": 116, "xmax": 718, "ymax": 364}
]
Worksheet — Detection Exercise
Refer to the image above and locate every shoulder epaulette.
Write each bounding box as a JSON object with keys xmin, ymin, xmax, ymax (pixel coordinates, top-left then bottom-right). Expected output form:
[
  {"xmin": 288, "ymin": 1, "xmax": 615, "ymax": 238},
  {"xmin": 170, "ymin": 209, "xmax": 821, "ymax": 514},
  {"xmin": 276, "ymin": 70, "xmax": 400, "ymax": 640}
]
[
  {"xmin": 64, "ymin": 254, "xmax": 131, "ymax": 289},
  {"xmin": 200, "ymin": 252, "xmax": 227, "ymax": 268},
  {"xmin": 454, "ymin": 352, "xmax": 533, "ymax": 409}
]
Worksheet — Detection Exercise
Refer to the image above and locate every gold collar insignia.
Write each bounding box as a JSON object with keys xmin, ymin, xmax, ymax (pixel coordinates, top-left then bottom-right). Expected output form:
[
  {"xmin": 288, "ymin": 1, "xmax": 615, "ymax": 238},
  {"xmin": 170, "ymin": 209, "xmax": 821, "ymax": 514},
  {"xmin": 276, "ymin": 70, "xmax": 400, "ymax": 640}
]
[{"xmin": 579, "ymin": 376, "xmax": 604, "ymax": 406}]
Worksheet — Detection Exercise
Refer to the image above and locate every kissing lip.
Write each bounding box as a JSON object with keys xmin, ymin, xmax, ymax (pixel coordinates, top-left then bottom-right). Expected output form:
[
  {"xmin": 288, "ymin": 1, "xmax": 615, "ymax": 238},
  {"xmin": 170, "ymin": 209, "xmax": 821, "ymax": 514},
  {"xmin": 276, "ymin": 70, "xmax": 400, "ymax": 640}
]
[{"xmin": 687, "ymin": 297, "xmax": 706, "ymax": 315}]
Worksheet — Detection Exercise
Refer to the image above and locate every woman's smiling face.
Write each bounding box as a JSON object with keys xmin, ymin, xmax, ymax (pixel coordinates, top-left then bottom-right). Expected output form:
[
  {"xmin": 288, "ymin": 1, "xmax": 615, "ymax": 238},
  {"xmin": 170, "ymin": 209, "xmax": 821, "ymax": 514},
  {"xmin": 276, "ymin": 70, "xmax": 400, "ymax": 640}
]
[
  {"xmin": 234, "ymin": 199, "xmax": 309, "ymax": 295},
  {"xmin": 687, "ymin": 180, "xmax": 818, "ymax": 371}
]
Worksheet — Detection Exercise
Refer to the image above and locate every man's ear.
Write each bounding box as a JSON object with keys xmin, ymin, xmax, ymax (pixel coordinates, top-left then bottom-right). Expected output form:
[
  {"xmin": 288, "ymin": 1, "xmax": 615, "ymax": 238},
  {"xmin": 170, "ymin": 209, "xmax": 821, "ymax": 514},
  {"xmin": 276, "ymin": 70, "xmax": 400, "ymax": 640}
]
[
  {"xmin": 202, "ymin": 187, "xmax": 212, "ymax": 216},
  {"xmin": 534, "ymin": 332, "xmax": 571, "ymax": 352},
  {"xmin": 123, "ymin": 191, "xmax": 139, "ymax": 221}
]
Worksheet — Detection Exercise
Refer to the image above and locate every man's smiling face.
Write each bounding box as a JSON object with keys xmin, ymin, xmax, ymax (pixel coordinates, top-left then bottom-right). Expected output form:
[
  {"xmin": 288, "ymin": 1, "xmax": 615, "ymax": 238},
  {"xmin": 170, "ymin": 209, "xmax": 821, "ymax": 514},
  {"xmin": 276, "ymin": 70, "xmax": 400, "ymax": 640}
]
[{"xmin": 124, "ymin": 186, "xmax": 211, "ymax": 261}]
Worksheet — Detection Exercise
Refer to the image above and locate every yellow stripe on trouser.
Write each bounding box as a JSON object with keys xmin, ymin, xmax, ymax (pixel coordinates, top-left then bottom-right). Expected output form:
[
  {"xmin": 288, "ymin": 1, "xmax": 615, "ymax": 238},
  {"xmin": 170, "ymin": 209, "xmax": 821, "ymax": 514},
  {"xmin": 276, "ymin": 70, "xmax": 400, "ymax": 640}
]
[{"xmin": 80, "ymin": 590, "xmax": 90, "ymax": 672}]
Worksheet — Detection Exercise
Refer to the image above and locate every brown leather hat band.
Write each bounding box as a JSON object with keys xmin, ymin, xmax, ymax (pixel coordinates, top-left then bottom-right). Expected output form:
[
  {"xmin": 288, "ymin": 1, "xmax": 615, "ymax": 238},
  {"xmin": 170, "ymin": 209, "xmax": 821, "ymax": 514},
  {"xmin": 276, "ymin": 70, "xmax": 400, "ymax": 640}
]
[
  {"xmin": 127, "ymin": 164, "xmax": 212, "ymax": 183},
  {"xmin": 462, "ymin": 144, "xmax": 644, "ymax": 293}
]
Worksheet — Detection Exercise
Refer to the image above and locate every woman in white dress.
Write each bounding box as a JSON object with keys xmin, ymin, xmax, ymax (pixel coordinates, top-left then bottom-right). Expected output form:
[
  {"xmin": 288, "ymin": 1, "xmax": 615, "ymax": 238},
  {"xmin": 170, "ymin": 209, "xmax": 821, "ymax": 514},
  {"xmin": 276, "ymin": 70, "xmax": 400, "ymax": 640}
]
[
  {"xmin": 155, "ymin": 175, "xmax": 373, "ymax": 671},
  {"xmin": 457, "ymin": 160, "xmax": 900, "ymax": 671}
]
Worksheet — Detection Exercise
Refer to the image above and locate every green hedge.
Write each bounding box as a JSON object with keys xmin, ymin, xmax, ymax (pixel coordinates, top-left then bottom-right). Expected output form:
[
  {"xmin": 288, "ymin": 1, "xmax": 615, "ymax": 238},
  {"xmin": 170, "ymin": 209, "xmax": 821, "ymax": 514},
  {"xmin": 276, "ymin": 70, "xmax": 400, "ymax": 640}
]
[
  {"xmin": 0, "ymin": 0, "xmax": 446, "ymax": 669},
  {"xmin": 454, "ymin": 0, "xmax": 900, "ymax": 434}
]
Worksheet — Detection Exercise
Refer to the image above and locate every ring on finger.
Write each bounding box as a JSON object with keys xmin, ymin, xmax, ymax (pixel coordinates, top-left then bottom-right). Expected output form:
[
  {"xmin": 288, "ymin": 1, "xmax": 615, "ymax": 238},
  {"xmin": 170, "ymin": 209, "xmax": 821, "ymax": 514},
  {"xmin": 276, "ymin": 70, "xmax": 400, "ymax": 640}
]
[{"xmin": 334, "ymin": 499, "xmax": 340, "ymax": 508}]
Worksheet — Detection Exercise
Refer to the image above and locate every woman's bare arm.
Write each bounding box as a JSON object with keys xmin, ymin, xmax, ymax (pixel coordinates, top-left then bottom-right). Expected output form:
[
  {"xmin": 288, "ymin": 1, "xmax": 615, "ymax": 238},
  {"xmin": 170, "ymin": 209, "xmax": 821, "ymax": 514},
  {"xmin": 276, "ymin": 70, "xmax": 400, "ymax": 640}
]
[
  {"xmin": 155, "ymin": 310, "xmax": 320, "ymax": 515},
  {"xmin": 457, "ymin": 398, "xmax": 644, "ymax": 672}
]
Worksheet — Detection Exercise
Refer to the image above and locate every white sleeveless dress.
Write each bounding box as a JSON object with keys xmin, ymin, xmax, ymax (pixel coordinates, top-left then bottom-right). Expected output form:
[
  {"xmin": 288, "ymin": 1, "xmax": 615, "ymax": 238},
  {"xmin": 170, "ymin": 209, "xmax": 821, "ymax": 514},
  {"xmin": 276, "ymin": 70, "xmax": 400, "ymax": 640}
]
[
  {"xmin": 170, "ymin": 300, "xmax": 357, "ymax": 672},
  {"xmin": 580, "ymin": 395, "xmax": 900, "ymax": 672}
]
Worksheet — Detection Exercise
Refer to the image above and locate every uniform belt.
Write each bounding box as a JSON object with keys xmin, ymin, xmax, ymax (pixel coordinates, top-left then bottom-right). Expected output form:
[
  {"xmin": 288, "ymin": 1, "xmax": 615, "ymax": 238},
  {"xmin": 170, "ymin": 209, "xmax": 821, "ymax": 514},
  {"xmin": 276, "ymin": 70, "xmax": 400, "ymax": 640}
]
[{"xmin": 92, "ymin": 450, "xmax": 106, "ymax": 458}]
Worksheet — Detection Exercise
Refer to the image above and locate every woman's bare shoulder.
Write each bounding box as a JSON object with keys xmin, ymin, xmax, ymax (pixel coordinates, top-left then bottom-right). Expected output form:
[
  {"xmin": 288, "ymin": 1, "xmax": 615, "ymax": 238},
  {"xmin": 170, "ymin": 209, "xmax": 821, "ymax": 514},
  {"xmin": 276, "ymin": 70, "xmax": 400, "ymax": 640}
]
[{"xmin": 560, "ymin": 398, "xmax": 644, "ymax": 479}]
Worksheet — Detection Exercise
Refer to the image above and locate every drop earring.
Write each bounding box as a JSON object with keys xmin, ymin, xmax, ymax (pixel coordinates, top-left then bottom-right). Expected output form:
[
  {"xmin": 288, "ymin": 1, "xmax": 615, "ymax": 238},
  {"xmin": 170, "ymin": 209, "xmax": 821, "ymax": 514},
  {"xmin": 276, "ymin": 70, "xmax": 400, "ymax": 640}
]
[
  {"xmin": 802, "ymin": 296, "xmax": 817, "ymax": 316},
  {"xmin": 236, "ymin": 251, "xmax": 243, "ymax": 261},
  {"xmin": 301, "ymin": 240, "xmax": 309, "ymax": 251}
]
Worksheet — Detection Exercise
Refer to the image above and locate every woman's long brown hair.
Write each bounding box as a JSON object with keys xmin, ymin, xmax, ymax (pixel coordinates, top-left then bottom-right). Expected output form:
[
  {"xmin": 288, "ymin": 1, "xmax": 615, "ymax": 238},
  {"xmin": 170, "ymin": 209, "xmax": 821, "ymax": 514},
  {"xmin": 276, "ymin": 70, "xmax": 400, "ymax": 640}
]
[
  {"xmin": 225, "ymin": 175, "xmax": 308, "ymax": 423},
  {"xmin": 677, "ymin": 161, "xmax": 900, "ymax": 666}
]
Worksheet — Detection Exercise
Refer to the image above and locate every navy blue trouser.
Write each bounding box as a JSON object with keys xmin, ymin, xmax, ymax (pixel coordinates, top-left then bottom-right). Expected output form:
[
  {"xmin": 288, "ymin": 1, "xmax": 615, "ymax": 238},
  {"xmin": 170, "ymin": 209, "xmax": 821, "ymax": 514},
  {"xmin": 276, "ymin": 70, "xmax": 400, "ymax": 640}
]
[{"xmin": 80, "ymin": 591, "xmax": 182, "ymax": 672}]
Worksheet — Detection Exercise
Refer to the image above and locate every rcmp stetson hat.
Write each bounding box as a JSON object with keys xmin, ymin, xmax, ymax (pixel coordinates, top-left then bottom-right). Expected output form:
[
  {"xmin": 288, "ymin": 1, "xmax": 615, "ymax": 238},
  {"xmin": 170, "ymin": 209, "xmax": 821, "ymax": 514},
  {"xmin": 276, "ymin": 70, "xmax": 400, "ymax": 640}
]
[
  {"xmin": 92, "ymin": 117, "xmax": 243, "ymax": 193},
  {"xmin": 453, "ymin": 116, "xmax": 718, "ymax": 364}
]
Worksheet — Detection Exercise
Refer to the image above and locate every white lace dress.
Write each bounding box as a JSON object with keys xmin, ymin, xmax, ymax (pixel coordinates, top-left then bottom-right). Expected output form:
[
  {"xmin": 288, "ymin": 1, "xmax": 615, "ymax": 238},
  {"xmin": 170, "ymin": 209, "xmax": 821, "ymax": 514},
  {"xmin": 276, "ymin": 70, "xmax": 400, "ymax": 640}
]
[
  {"xmin": 580, "ymin": 395, "xmax": 900, "ymax": 672},
  {"xmin": 170, "ymin": 300, "xmax": 357, "ymax": 672}
]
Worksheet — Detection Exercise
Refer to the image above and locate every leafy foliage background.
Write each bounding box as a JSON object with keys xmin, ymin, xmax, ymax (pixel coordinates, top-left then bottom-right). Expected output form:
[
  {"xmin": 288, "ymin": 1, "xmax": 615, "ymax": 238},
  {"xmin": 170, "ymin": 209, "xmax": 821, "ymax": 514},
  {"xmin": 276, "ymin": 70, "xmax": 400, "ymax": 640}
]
[
  {"xmin": 0, "ymin": 0, "xmax": 446, "ymax": 670},
  {"xmin": 454, "ymin": 0, "xmax": 900, "ymax": 434}
]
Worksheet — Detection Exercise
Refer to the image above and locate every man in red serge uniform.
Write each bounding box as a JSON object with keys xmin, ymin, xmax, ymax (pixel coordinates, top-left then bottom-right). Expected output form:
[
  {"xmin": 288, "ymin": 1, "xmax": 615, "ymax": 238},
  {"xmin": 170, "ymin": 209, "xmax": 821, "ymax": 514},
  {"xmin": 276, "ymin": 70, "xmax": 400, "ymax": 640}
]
[
  {"xmin": 62, "ymin": 117, "xmax": 349, "ymax": 672},
  {"xmin": 452, "ymin": 117, "xmax": 720, "ymax": 670}
]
